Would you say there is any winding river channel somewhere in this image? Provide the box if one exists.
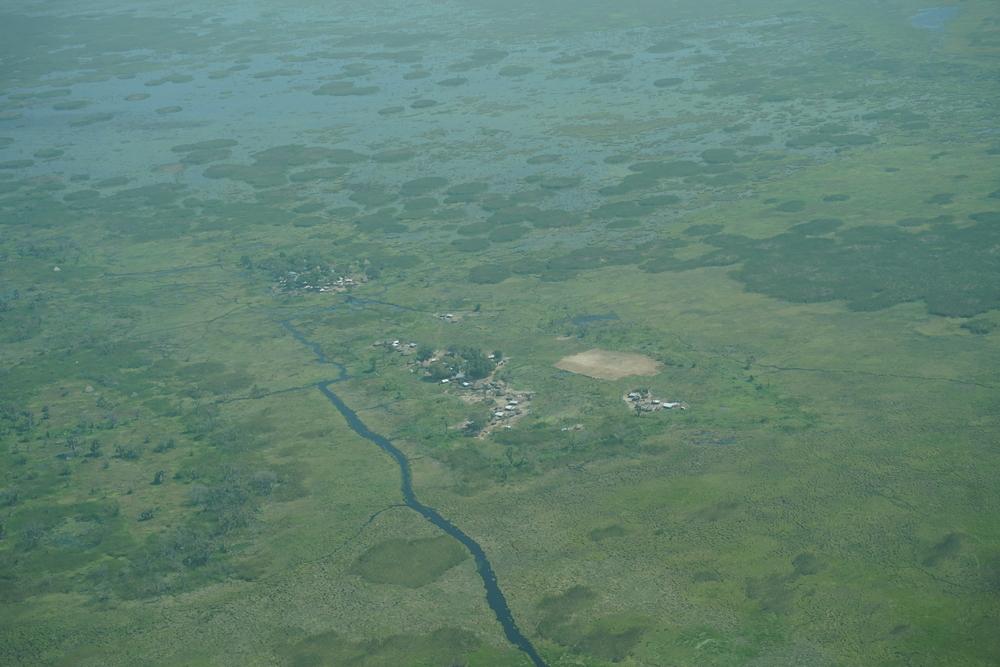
[280,318,548,667]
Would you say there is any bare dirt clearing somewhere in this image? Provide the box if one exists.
[555,349,662,380]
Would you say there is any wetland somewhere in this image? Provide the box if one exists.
[1,0,998,665]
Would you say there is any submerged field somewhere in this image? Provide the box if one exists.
[1,0,999,665]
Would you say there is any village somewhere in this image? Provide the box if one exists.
[374,339,532,436]
[248,251,372,295]
[374,340,688,433]
[275,269,366,294]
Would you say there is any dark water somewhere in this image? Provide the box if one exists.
[281,319,547,667]
[911,7,960,30]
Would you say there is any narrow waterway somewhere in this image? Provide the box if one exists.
[280,319,547,667]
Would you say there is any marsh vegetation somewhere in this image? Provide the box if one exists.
[1,0,998,665]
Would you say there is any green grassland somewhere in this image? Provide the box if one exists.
[1,0,999,665]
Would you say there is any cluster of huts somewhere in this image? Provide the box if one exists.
[376,339,419,355]
[625,389,687,413]
[277,271,362,293]
[474,382,531,424]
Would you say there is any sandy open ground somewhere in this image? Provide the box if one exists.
[555,348,662,380]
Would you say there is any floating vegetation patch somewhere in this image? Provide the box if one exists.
[145,73,193,86]
[489,224,529,242]
[701,148,741,164]
[960,318,996,335]
[630,160,702,178]
[401,176,448,196]
[606,218,640,229]
[745,574,794,614]
[791,218,843,235]
[63,189,100,203]
[349,184,398,207]
[529,209,577,228]
[468,264,511,284]
[589,524,626,541]
[923,533,962,567]
[792,552,822,577]
[402,196,437,212]
[288,166,348,183]
[204,163,287,189]
[499,65,533,77]
[591,201,650,218]
[253,145,335,167]
[350,535,467,587]
[293,201,325,214]
[252,68,300,79]
[171,139,238,153]
[539,175,580,190]
[354,209,408,234]
[926,193,955,205]
[673,219,1000,316]
[787,132,877,149]
[313,81,379,96]
[371,148,417,163]
[647,39,688,53]
[536,586,647,662]
[176,360,253,396]
[590,72,625,84]
[653,77,683,87]
[0,159,34,170]
[51,100,89,110]
[201,144,350,189]
[452,237,490,252]
[180,148,232,165]
[969,211,1000,224]
[69,113,114,127]
[773,199,806,213]
[326,148,368,163]
[279,627,484,667]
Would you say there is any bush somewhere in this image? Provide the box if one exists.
[112,444,141,460]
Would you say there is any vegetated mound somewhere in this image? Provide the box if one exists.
[556,349,661,380]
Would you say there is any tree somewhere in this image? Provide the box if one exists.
[460,349,493,380]
[416,344,435,362]
[426,362,452,381]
